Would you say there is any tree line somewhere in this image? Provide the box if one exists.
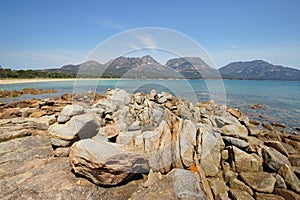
[0,66,76,79]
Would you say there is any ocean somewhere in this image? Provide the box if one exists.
[1,79,299,132]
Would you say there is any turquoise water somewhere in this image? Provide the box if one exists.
[1,79,299,131]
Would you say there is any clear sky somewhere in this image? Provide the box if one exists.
[0,0,299,69]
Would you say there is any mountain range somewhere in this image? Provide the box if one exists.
[44,55,300,80]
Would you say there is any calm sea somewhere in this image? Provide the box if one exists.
[1,79,299,132]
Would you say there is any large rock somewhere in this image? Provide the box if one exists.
[222,136,249,149]
[229,189,254,200]
[130,169,207,200]
[69,139,148,186]
[0,135,107,199]
[145,121,173,173]
[229,178,253,196]
[239,172,276,193]
[229,146,262,172]
[262,146,291,172]
[209,178,230,199]
[60,104,84,117]
[107,88,131,106]
[274,174,287,189]
[49,113,99,147]
[278,164,300,193]
[288,154,300,167]
[221,124,248,139]
[264,141,289,157]
[179,119,197,168]
[274,188,300,200]
[213,115,240,128]
[200,124,221,177]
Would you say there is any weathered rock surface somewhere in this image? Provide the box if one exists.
[255,193,285,200]
[274,188,300,200]
[288,154,300,167]
[278,164,300,193]
[0,136,97,199]
[200,125,222,177]
[229,178,253,196]
[130,169,207,200]
[229,189,254,200]
[60,104,84,117]
[262,146,291,172]
[229,146,262,172]
[69,139,148,186]
[49,113,99,147]
[239,172,276,193]
[1,89,300,199]
[210,178,230,199]
[221,124,248,138]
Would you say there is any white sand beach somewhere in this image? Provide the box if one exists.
[0,78,121,85]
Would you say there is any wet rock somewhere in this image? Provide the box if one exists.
[274,188,300,200]
[69,139,148,186]
[229,178,253,196]
[130,169,207,200]
[249,104,263,109]
[239,172,276,193]
[229,146,262,172]
[262,146,291,172]
[272,122,286,128]
[256,193,285,200]
[249,120,260,125]
[278,164,300,193]
[229,189,254,200]
[262,123,275,131]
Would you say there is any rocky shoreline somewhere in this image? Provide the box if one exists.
[0,89,299,199]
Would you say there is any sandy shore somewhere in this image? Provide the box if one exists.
[0,78,121,85]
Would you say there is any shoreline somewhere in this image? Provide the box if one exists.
[1,78,299,85]
[0,78,122,85]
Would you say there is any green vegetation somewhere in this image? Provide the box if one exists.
[0,66,76,79]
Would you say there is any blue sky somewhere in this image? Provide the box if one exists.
[0,0,299,69]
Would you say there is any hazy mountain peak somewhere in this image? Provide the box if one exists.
[141,55,160,65]
[220,60,300,80]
